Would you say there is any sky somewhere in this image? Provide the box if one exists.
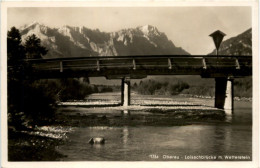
[7,7,251,55]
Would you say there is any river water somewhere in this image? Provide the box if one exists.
[55,93,252,161]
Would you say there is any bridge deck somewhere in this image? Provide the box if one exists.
[24,55,252,79]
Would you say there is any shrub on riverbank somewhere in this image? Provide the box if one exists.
[234,77,252,97]
[182,86,215,97]
[134,76,252,98]
[135,79,189,95]
[182,77,252,98]
[8,79,57,129]
[58,79,94,101]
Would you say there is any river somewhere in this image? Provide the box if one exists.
[53,93,252,161]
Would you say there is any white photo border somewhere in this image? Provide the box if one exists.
[1,1,259,168]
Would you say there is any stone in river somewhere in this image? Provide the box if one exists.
[88,137,105,144]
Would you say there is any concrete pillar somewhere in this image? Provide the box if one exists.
[121,78,131,107]
[215,78,234,113]
[224,79,234,111]
[121,78,125,105]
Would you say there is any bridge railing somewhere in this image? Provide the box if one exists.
[27,55,252,73]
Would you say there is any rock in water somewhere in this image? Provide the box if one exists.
[89,137,105,144]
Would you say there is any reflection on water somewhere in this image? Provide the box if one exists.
[57,125,251,161]
[224,109,233,116]
[122,110,130,115]
[122,126,129,145]
[225,113,233,123]
[56,98,252,161]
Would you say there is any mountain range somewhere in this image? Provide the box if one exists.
[17,23,252,87]
[19,22,189,58]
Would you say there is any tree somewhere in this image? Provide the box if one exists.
[7,28,54,129]
[24,34,48,59]
[7,27,25,63]
[133,82,138,88]
[7,27,27,129]
[7,27,27,81]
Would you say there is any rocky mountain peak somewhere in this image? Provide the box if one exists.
[21,21,40,29]
[137,25,161,36]
[21,21,48,32]
[58,25,73,38]
[19,22,51,46]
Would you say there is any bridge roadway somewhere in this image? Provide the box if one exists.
[25,55,252,113]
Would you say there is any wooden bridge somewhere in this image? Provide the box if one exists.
[24,55,252,113]
[27,55,251,79]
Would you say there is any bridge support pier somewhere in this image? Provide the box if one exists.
[214,78,234,114]
[121,78,131,107]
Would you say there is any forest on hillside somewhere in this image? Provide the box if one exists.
[132,77,252,98]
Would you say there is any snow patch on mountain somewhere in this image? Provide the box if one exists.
[138,25,160,36]
[58,26,74,41]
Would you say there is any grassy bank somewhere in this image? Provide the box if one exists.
[8,129,66,161]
